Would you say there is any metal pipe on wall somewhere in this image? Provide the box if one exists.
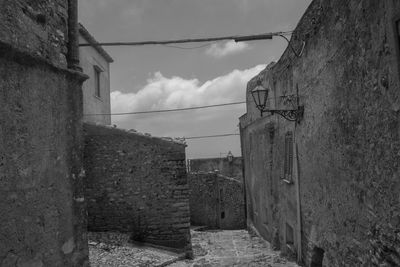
[67,0,82,71]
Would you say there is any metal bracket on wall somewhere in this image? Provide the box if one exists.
[259,91,304,123]
[278,35,305,57]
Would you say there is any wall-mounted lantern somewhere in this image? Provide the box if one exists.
[251,79,304,122]
[227,151,234,163]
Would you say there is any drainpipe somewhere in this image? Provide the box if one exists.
[239,124,248,224]
[294,135,302,263]
[67,0,82,71]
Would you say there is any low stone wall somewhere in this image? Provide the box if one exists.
[188,173,219,228]
[218,175,246,230]
[83,124,191,252]
[188,172,245,230]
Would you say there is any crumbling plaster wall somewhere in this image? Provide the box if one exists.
[0,1,88,266]
[240,0,400,266]
[83,124,192,253]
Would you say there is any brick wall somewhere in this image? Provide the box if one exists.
[240,0,400,265]
[0,1,88,266]
[188,172,245,230]
[83,124,192,252]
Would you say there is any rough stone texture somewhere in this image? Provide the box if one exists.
[0,0,69,67]
[83,124,192,252]
[188,173,245,230]
[188,173,220,229]
[240,0,400,266]
[188,157,243,181]
[0,1,89,267]
[88,232,184,267]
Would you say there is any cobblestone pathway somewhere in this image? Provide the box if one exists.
[88,232,183,267]
[89,230,299,267]
[170,229,299,267]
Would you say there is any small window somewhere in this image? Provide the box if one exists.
[219,188,223,202]
[94,66,102,98]
[221,211,225,219]
[397,20,400,38]
[397,20,400,53]
[311,247,325,267]
[286,223,294,245]
[284,132,293,182]
[263,208,268,225]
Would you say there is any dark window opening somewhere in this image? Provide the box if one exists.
[397,20,400,40]
[263,208,269,226]
[311,247,325,267]
[219,188,223,202]
[284,132,294,182]
[94,66,101,98]
[285,223,294,245]
[221,211,225,219]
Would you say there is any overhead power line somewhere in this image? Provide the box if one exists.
[79,31,293,47]
[184,133,240,140]
[84,101,246,116]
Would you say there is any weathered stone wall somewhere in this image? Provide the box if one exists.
[83,124,192,252]
[0,1,89,266]
[188,172,245,230]
[0,0,69,68]
[188,173,219,228]
[188,157,243,181]
[240,0,400,266]
[218,175,246,230]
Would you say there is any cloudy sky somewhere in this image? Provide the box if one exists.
[78,0,312,159]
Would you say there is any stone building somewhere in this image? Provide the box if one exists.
[239,0,400,266]
[0,1,88,266]
[188,154,243,180]
[79,24,113,125]
[188,172,246,230]
[83,124,192,255]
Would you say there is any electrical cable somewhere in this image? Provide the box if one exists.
[79,31,293,47]
[184,133,240,140]
[83,101,246,116]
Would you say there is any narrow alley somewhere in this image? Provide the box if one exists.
[89,229,299,267]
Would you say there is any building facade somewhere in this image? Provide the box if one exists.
[79,24,113,125]
[0,1,89,266]
[240,0,400,266]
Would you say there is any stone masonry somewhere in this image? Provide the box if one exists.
[189,172,245,230]
[240,0,400,266]
[0,0,89,266]
[83,124,192,253]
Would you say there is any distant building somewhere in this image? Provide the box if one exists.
[188,153,243,181]
[79,24,113,125]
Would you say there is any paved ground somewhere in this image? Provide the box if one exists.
[89,230,299,267]
[88,232,183,267]
[170,229,299,267]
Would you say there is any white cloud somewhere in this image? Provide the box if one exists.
[205,40,251,58]
[110,64,266,158]
[111,64,265,116]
